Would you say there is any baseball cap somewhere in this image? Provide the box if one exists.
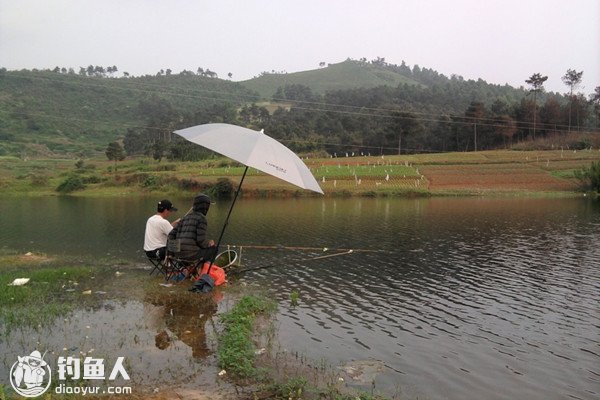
[157,199,177,212]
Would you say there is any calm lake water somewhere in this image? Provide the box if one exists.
[1,196,599,399]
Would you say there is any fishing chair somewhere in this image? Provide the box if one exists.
[162,239,204,282]
[146,249,168,277]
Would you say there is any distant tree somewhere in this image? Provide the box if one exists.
[569,93,590,131]
[105,141,125,167]
[123,128,145,155]
[319,62,326,68]
[562,69,583,132]
[399,60,411,75]
[165,69,172,76]
[525,73,548,139]
[227,72,233,79]
[94,66,105,76]
[372,57,386,66]
[465,101,486,151]
[496,115,517,148]
[539,97,564,134]
[107,66,118,76]
[590,86,600,124]
[389,111,423,154]
[152,140,166,162]
[78,67,87,76]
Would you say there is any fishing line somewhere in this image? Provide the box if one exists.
[226,244,385,253]
[227,249,356,274]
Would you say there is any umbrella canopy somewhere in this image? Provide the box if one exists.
[174,123,323,194]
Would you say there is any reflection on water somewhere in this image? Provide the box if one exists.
[145,290,220,359]
[0,270,228,391]
[1,196,599,399]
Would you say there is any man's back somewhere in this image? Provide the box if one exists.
[144,214,172,251]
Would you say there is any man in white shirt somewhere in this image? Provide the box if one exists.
[144,199,180,260]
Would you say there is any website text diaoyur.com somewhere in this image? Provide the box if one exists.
[54,384,132,396]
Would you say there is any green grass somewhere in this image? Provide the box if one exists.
[0,257,95,332]
[263,377,391,400]
[312,164,419,179]
[217,294,277,378]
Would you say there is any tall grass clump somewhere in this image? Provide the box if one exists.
[218,295,276,378]
[575,161,600,193]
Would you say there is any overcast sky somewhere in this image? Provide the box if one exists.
[1,0,598,95]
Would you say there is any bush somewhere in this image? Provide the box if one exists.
[142,175,158,188]
[175,178,209,192]
[573,138,592,150]
[56,176,86,193]
[575,161,600,193]
[208,178,235,199]
[82,175,102,184]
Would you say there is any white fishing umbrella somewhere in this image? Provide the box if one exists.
[174,123,323,194]
[173,123,323,291]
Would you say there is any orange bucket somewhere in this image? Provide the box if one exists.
[199,262,226,286]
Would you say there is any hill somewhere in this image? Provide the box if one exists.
[1,61,596,160]
[240,59,423,99]
[0,70,258,157]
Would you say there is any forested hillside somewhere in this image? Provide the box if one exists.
[0,59,598,159]
[0,69,258,157]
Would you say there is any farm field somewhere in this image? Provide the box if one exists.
[303,149,600,194]
[1,149,599,197]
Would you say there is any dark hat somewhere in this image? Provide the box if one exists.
[157,199,177,212]
[194,193,212,205]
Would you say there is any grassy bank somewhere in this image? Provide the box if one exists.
[1,149,600,198]
[0,251,99,333]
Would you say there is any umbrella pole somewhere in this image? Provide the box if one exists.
[207,165,248,273]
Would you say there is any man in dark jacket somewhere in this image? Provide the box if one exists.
[168,193,217,262]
